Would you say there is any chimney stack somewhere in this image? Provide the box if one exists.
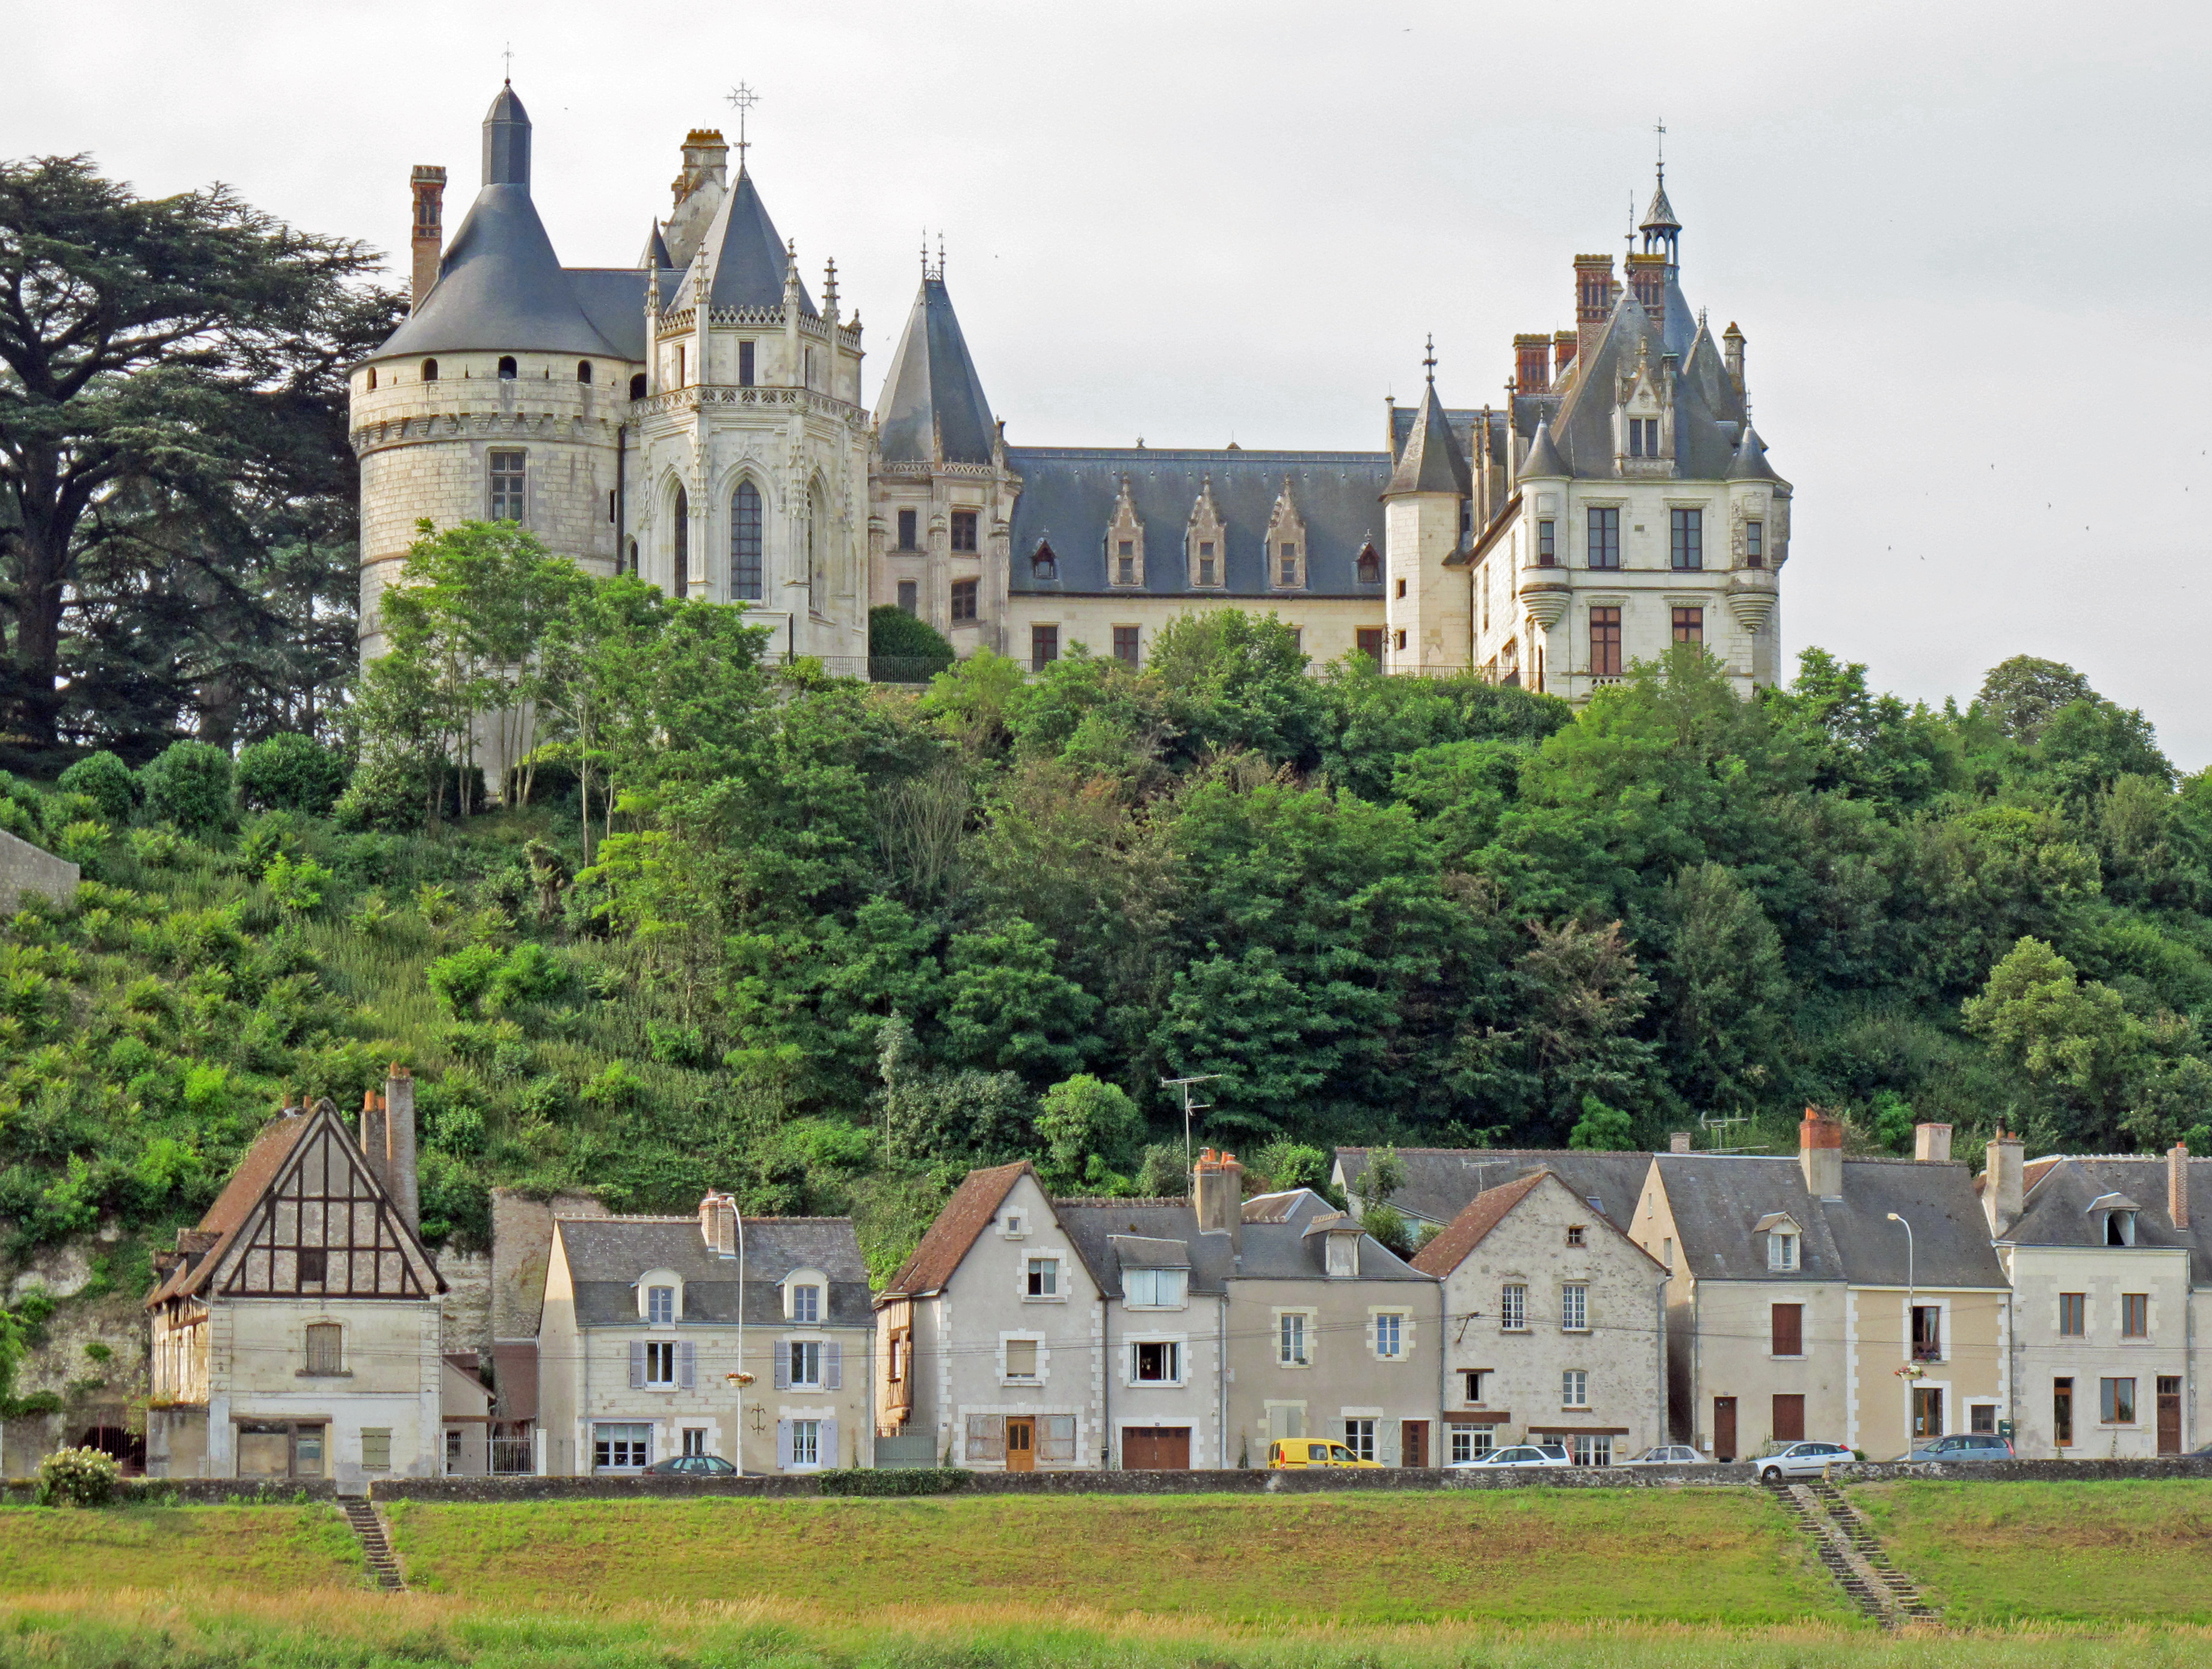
[1669,1131,1692,1154]
[1514,333,1550,395]
[2172,1144,2192,1231]
[359,1087,388,1194]
[1798,1108,1843,1200]
[1914,1123,1954,1164]
[409,165,447,313]
[1722,322,1746,395]
[1573,253,1615,368]
[698,1190,738,1257]
[1983,1129,2024,1237]
[1553,330,1577,380]
[1195,1149,1243,1251]
[384,1065,419,1235]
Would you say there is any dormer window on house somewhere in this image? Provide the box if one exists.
[1197,541,1219,587]
[1627,416,1659,457]
[647,1285,676,1325]
[1356,543,1382,584]
[1124,1268,1186,1307]
[1115,540,1138,585]
[951,510,978,552]
[2107,1210,2138,1246]
[897,508,918,551]
[791,1283,821,1324]
[1031,543,1058,581]
[1770,1230,1800,1271]
[1325,1233,1357,1278]
[1277,543,1301,587]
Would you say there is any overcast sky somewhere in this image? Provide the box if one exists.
[11,1,2211,765]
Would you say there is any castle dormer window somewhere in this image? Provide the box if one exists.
[1266,480,1307,590]
[498,356,518,380]
[1197,542,1218,587]
[1356,543,1382,584]
[421,359,439,382]
[1032,543,1058,582]
[1628,417,1659,457]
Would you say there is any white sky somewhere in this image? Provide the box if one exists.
[11,1,2211,765]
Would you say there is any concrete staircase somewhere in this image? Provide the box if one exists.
[1763,1476,1938,1629]
[340,1498,405,1591]
[1806,1479,1939,1623]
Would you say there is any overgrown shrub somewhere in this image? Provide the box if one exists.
[815,1466,972,1496]
[139,741,234,834]
[238,733,350,816]
[867,604,955,680]
[38,1445,120,1507]
[333,748,430,833]
[56,753,138,824]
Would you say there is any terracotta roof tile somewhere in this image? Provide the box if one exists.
[878,1162,1031,1300]
[1409,1171,1548,1276]
[146,1111,315,1307]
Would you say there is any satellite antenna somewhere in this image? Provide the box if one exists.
[1159,1075,1222,1193]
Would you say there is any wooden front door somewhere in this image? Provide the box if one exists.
[1713,1397,1737,1461]
[1401,1419,1429,1467]
[1121,1427,1191,1470]
[1912,1386,1944,1440]
[2158,1378,2183,1455]
[1005,1418,1035,1472]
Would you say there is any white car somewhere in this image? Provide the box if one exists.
[1449,1442,1570,1469]
[1621,1443,1709,1466]
[1753,1440,1852,1481]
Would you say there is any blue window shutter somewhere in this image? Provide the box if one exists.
[629,1340,644,1389]
[776,1419,793,1471]
[774,1344,790,1390]
[821,1418,840,1467]
[679,1340,696,1389]
[824,1340,841,1390]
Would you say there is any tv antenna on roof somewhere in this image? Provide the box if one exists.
[1698,1109,1766,1155]
[1160,1075,1222,1193]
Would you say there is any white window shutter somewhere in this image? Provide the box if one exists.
[679,1340,696,1389]
[775,1419,793,1470]
[629,1340,645,1389]
[774,1344,790,1390]
[823,1340,841,1390]
[821,1418,840,1467]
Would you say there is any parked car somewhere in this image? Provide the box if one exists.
[1267,1439,1380,1469]
[1754,1440,1852,1481]
[1908,1433,2015,1463]
[1449,1442,1571,1470]
[644,1454,738,1476]
[1621,1444,1709,1466]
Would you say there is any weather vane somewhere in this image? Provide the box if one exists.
[502,42,514,83]
[1655,116,1666,177]
[726,84,760,163]
[1422,333,1437,383]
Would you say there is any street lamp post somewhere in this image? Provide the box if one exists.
[1888,1211,1916,1457]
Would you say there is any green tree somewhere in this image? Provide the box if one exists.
[1962,937,2145,1149]
[1567,1094,1634,1150]
[1035,1073,1145,1191]
[138,739,233,833]
[1977,656,2095,744]
[1654,862,1793,1119]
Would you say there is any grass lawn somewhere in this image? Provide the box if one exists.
[0,1502,364,1594]
[383,1488,1841,1624]
[1848,1479,2212,1623]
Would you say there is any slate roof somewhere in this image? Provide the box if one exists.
[1334,1148,1656,1231]
[1056,1201,1228,1297]
[1641,179,1681,234]
[1515,288,1740,483]
[556,1215,870,1327]
[674,168,816,316]
[879,1162,1029,1300]
[1654,1156,2007,1288]
[1724,422,1787,486]
[1385,380,1473,498]
[875,276,997,467]
[1519,416,1568,480]
[2006,1156,2212,1284]
[1005,448,1390,599]
[567,268,653,362]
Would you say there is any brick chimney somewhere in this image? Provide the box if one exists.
[384,1065,419,1235]
[1799,1108,1843,1200]
[698,1190,739,1257]
[1195,1149,1243,1250]
[1514,333,1550,395]
[1669,1131,1692,1154]
[360,1087,387,1189]
[1553,330,1577,380]
[409,165,446,313]
[2172,1144,2192,1231]
[1574,254,1615,367]
[1983,1129,2024,1237]
[1914,1123,1954,1164]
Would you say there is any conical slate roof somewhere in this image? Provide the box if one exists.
[677,168,815,315]
[1384,378,1471,498]
[1519,415,1568,480]
[1724,422,1788,486]
[875,275,996,467]
[639,221,673,270]
[1641,176,1681,234]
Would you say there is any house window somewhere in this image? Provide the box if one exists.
[1356,545,1382,584]
[1570,1434,1612,1466]
[1395,577,1407,599]
[1198,541,1218,587]
[304,1323,342,1375]
[298,1248,327,1283]
[1672,606,1703,644]
[1343,1418,1376,1461]
[1005,1338,1039,1380]
[1002,1212,1024,1236]
[1463,1370,1490,1404]
[1773,1394,1807,1442]
[645,1340,677,1386]
[1745,519,1764,567]
[731,480,763,601]
[896,580,919,615]
[1375,1313,1403,1359]
[1772,1303,1804,1357]
[887,1328,910,1383]
[2101,1377,2136,1424]
[594,1423,650,1470]
[792,1283,822,1324]
[1589,606,1622,678]
[682,1428,707,1457]
[1112,626,1140,667]
[672,485,689,598]
[1115,544,1137,586]
[788,1340,823,1387]
[1769,1230,1799,1271]
[1565,1226,1585,1247]
[1355,628,1384,661]
[738,339,755,386]
[896,508,918,550]
[1969,1404,1997,1434]
[1279,1313,1310,1366]
[1537,519,1556,565]
[498,355,517,379]
[647,1286,675,1325]
[1029,626,1059,673]
[790,1419,821,1467]
[1131,1340,1182,1383]
[488,449,526,521]
[2053,1377,2074,1445]
[1587,507,1620,569]
[578,360,592,383]
[1449,1425,1495,1463]
[2059,1292,2086,1337]
[950,578,978,622]
[1562,1369,1589,1408]
[2106,1209,2138,1245]
[1500,1284,1527,1331]
[1670,508,1703,570]
[951,510,979,552]
[1124,1268,1186,1307]
[629,372,646,399]
[421,357,439,382]
[1032,544,1058,581]
[1562,1285,1588,1331]
[1278,543,1300,587]
[2123,1293,2149,1338]
[1025,1256,1060,1297]
[1912,1305,1942,1363]
[360,1429,392,1470]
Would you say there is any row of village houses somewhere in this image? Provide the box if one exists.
[128,1069,2211,1486]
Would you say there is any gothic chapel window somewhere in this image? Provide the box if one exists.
[673,486,689,599]
[732,482,763,601]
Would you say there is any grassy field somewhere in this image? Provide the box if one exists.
[0,1502,363,1594]
[1849,1478,2212,1623]
[381,1489,1840,1624]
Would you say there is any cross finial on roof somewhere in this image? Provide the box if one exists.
[502,42,514,82]
[726,82,760,165]
[1655,116,1666,180]
[1422,333,1437,384]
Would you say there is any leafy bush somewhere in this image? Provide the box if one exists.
[333,748,430,833]
[263,853,333,915]
[138,741,234,833]
[868,604,955,680]
[38,1445,120,1508]
[128,825,186,868]
[427,943,505,1016]
[56,753,138,824]
[237,733,350,816]
[815,1466,972,1496]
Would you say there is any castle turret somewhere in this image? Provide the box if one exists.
[1381,344,1472,674]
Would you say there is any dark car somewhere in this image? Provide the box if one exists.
[644,1454,738,1476]
[1908,1433,2014,1463]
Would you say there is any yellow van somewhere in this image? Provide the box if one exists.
[1267,1439,1381,1469]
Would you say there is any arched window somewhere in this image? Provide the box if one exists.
[673,486,689,600]
[731,481,763,601]
[498,355,518,379]
[421,358,439,382]
[624,538,638,576]
[1355,543,1382,584]
[629,372,646,400]
[365,367,377,391]
[577,360,592,383]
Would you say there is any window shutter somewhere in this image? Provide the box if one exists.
[679,1340,697,1389]
[629,1340,645,1389]
[823,1340,841,1390]
[774,1344,791,1390]
[820,1418,840,1468]
[776,1419,793,1471]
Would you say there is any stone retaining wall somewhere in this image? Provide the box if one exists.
[1832,1456,2212,1485]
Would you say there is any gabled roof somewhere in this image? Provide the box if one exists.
[1385,380,1472,498]
[875,276,997,467]
[676,168,815,315]
[1412,1170,1664,1277]
[556,1214,870,1327]
[1334,1148,1655,1231]
[2007,1155,2212,1283]
[878,1162,1031,1300]
[146,1111,313,1307]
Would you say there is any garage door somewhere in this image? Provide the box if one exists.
[1122,1427,1192,1469]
